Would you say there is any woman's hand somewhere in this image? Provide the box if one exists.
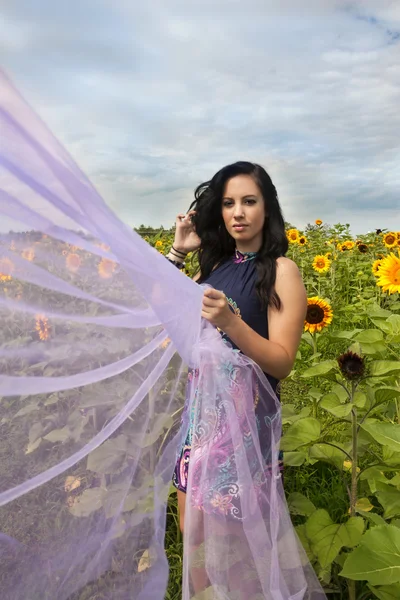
[201,288,236,331]
[173,210,201,254]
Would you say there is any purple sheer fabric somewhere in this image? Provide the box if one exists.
[0,70,326,599]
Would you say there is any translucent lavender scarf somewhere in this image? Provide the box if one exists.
[0,70,326,600]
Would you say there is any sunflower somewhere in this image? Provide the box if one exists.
[312,254,331,274]
[383,232,397,249]
[376,253,400,294]
[66,253,81,273]
[286,229,300,244]
[0,257,14,282]
[98,258,117,279]
[343,240,355,250]
[325,252,332,259]
[155,240,164,249]
[22,248,35,261]
[304,297,333,333]
[372,259,382,277]
[298,235,308,246]
[161,337,171,349]
[315,219,323,226]
[357,243,368,254]
[338,351,365,380]
[35,314,50,341]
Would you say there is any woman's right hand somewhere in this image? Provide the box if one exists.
[173,210,201,254]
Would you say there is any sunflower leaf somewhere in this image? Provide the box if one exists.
[369,361,400,377]
[301,360,337,378]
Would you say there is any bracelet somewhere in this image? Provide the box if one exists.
[171,246,187,258]
[166,255,185,269]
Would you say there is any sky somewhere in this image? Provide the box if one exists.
[1,0,400,235]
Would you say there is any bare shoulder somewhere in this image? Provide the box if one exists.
[274,256,306,306]
[276,256,302,279]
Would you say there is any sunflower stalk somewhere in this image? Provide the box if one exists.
[348,381,358,600]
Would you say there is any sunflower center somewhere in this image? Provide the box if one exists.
[386,235,395,244]
[316,260,325,268]
[306,305,325,324]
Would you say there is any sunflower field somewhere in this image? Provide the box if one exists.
[144,221,400,600]
[0,222,399,600]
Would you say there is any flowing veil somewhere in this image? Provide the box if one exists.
[0,71,326,599]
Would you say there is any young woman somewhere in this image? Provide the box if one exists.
[166,161,307,531]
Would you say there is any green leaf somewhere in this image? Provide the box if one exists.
[139,414,174,448]
[14,400,40,418]
[375,482,400,519]
[44,427,70,443]
[356,509,386,527]
[368,584,400,600]
[282,451,307,466]
[388,315,400,334]
[351,341,387,355]
[361,421,400,453]
[281,404,311,425]
[301,360,337,378]
[383,446,400,467]
[25,437,42,455]
[340,525,400,584]
[369,361,400,377]
[309,443,347,470]
[354,329,384,343]
[280,418,321,451]
[354,497,374,512]
[287,492,316,516]
[301,331,315,349]
[353,391,367,409]
[369,319,393,335]
[319,393,353,417]
[69,488,104,518]
[328,330,361,340]
[295,524,315,562]
[374,387,400,405]
[368,305,392,318]
[87,435,128,474]
[305,509,364,568]
[28,422,43,444]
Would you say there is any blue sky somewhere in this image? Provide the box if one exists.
[1,0,400,235]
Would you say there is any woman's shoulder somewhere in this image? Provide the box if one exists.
[275,256,303,283]
[275,256,299,272]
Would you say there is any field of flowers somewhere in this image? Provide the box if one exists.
[146,221,400,600]
[0,222,399,600]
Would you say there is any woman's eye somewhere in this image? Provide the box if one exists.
[223,201,233,207]
[245,199,256,205]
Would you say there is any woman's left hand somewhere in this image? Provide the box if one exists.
[201,288,235,331]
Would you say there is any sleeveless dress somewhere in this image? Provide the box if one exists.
[172,249,283,493]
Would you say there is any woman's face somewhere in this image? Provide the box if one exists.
[221,175,266,251]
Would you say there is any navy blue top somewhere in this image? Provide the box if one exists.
[201,250,279,395]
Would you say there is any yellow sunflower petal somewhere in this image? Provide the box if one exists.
[376,253,400,294]
[312,254,331,274]
[304,296,333,334]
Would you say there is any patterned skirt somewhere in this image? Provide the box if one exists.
[172,368,283,496]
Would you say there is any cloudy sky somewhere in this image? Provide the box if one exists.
[1,0,400,235]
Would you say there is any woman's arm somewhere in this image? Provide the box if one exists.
[203,257,307,380]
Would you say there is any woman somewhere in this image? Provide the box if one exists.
[166,161,307,532]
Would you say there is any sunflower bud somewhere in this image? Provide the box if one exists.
[337,351,365,380]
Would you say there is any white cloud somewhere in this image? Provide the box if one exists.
[1,0,400,234]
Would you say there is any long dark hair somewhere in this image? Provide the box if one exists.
[189,161,288,310]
